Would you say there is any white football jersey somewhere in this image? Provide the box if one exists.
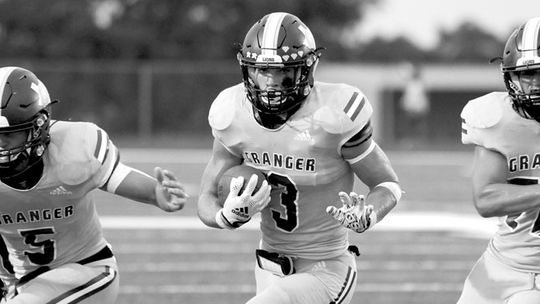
[0,121,118,280]
[209,81,373,259]
[461,92,540,271]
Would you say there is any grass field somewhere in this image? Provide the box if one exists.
[93,148,495,304]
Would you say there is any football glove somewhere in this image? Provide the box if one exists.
[154,167,189,212]
[326,191,377,233]
[218,174,271,229]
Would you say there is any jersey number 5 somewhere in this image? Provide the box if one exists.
[19,227,56,265]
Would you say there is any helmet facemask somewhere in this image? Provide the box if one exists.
[239,53,319,115]
[0,111,51,180]
[504,69,540,120]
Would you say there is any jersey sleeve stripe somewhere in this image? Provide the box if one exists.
[350,97,365,121]
[100,149,120,190]
[343,92,359,113]
[461,118,468,134]
[343,121,373,148]
[93,129,103,159]
[343,92,366,121]
[94,129,109,164]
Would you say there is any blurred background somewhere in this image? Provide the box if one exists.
[4,1,540,303]
[2,0,536,150]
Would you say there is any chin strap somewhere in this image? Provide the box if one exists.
[252,102,302,129]
[253,110,288,129]
[0,157,44,189]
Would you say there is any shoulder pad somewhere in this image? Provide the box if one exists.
[209,85,244,131]
[461,92,506,146]
[461,93,503,129]
[47,122,104,185]
[313,84,373,134]
[314,106,355,134]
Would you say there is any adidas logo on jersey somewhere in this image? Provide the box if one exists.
[231,207,249,219]
[50,186,72,196]
[294,130,313,143]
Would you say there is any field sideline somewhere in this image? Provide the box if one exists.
[99,213,496,237]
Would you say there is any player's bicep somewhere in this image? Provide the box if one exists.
[198,139,242,226]
[199,139,243,199]
[471,146,508,201]
[88,126,121,188]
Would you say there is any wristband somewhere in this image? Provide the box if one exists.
[375,182,402,202]
[215,209,235,230]
[368,209,378,229]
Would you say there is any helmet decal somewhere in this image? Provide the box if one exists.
[0,67,18,117]
[298,24,316,49]
[31,82,44,106]
[516,17,540,66]
[260,12,287,58]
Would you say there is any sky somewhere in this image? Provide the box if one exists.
[355,0,540,49]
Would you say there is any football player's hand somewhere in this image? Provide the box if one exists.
[326,191,377,233]
[220,174,271,228]
[154,167,189,212]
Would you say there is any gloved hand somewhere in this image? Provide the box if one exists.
[154,167,189,212]
[218,174,271,229]
[326,191,377,233]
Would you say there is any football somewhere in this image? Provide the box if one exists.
[217,164,266,206]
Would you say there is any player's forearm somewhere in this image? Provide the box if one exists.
[197,193,222,229]
[366,185,398,222]
[475,184,540,217]
[114,173,159,207]
[103,162,161,207]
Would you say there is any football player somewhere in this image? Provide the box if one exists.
[197,12,401,304]
[0,66,188,303]
[458,17,540,304]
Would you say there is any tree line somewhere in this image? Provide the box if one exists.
[0,0,508,64]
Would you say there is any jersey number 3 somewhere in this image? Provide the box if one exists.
[506,178,540,235]
[268,173,299,232]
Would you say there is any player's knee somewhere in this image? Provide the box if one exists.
[506,289,540,304]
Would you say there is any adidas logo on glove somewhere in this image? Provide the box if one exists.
[231,207,250,219]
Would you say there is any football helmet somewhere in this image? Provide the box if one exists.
[237,12,321,116]
[0,67,52,179]
[502,17,540,121]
